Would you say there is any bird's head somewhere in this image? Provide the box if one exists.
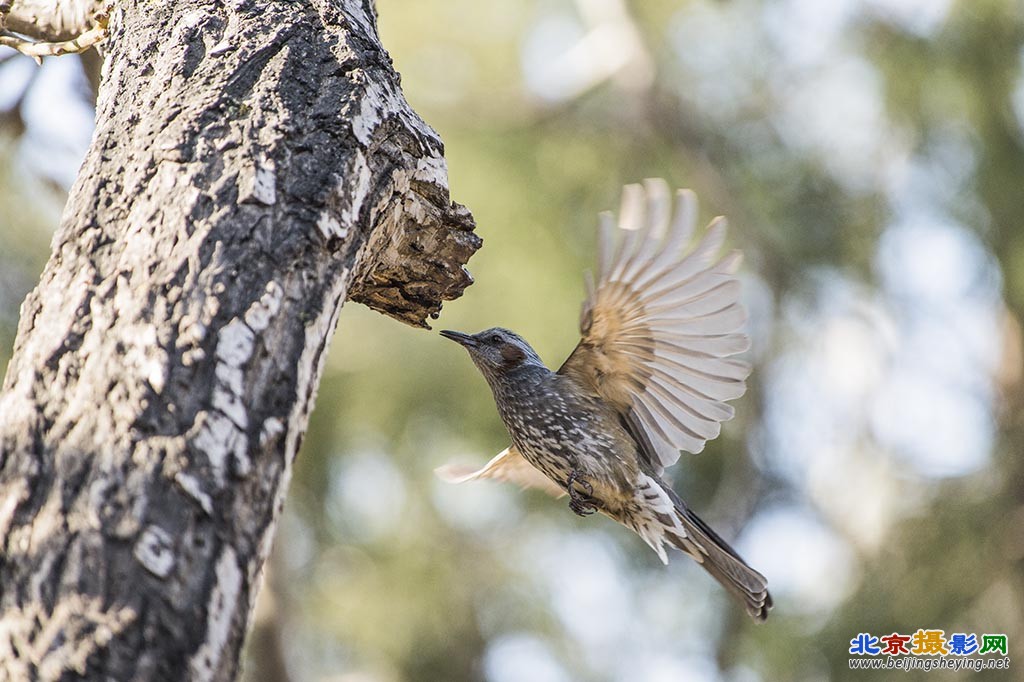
[440,327,545,379]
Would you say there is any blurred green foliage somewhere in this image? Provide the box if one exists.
[2,1,1024,681]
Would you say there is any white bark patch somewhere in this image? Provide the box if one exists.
[192,410,247,487]
[80,314,167,401]
[133,525,175,578]
[238,156,277,205]
[414,154,448,186]
[189,547,243,682]
[212,372,247,429]
[214,361,245,403]
[350,79,435,147]
[117,324,167,394]
[209,40,235,56]
[350,152,372,213]
[207,319,255,457]
[243,281,283,333]
[199,293,280,480]
[316,212,348,240]
[351,79,385,146]
[174,472,214,515]
[145,359,168,394]
[253,162,276,205]
[333,151,372,232]
[179,9,207,31]
[215,319,255,368]
[259,417,284,447]
[341,0,377,40]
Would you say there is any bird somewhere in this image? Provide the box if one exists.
[436,179,772,622]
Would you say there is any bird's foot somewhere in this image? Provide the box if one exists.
[566,470,601,517]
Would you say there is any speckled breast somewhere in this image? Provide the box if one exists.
[492,370,626,494]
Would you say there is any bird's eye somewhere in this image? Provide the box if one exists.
[489,334,502,344]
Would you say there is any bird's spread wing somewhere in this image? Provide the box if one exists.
[435,445,568,498]
[558,179,750,473]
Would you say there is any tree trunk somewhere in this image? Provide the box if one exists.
[0,1,480,680]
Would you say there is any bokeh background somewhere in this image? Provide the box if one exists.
[2,0,1023,679]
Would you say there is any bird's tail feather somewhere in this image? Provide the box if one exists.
[667,501,773,622]
[622,473,772,622]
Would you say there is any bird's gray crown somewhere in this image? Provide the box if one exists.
[440,327,546,377]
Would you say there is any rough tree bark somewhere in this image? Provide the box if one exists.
[0,0,480,680]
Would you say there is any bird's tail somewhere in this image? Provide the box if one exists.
[670,501,773,622]
[627,474,773,622]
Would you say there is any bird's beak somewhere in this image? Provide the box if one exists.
[440,329,477,347]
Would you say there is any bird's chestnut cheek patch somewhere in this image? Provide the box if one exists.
[500,344,526,367]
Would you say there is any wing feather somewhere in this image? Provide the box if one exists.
[435,445,567,498]
[559,181,750,473]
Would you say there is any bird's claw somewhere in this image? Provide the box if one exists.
[567,470,600,517]
[569,497,598,517]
